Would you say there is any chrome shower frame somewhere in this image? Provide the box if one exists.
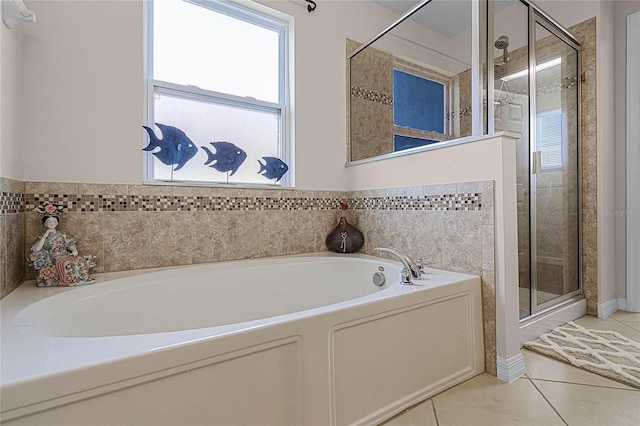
[487,0,583,321]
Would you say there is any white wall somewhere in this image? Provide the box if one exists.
[20,0,143,185]
[596,0,618,309]
[12,0,408,190]
[0,10,3,177]
[614,2,640,307]
[0,16,23,180]
[626,10,640,312]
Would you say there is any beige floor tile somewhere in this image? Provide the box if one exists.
[533,379,640,425]
[432,374,564,425]
[621,321,640,332]
[522,349,636,390]
[381,399,437,426]
[610,311,640,323]
[574,316,640,341]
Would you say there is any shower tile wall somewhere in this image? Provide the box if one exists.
[572,18,597,315]
[348,38,394,160]
[1,179,496,375]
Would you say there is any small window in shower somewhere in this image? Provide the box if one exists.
[393,69,446,134]
[536,108,563,170]
[145,0,292,186]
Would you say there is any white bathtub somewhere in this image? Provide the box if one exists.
[0,253,484,425]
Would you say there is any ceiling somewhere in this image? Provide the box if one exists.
[373,0,514,38]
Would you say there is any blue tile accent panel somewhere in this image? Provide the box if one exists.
[393,69,445,133]
[393,135,441,152]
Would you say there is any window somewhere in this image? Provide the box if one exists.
[536,109,563,170]
[392,69,446,151]
[393,69,445,134]
[145,0,291,186]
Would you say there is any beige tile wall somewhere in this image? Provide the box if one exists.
[20,182,345,278]
[0,177,25,299]
[572,18,598,314]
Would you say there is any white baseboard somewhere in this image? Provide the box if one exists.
[618,298,627,312]
[497,353,526,383]
[598,298,620,318]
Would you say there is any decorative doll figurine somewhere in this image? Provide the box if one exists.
[326,203,364,253]
[27,203,96,287]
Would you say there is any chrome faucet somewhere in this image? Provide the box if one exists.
[373,247,422,282]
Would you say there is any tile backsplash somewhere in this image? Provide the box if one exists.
[1,178,496,375]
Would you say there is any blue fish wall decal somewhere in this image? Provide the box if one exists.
[257,157,289,181]
[142,123,198,171]
[201,142,247,176]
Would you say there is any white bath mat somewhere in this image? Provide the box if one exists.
[524,321,640,389]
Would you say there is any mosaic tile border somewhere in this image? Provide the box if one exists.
[24,194,344,212]
[0,192,24,214]
[21,192,482,212]
[448,105,472,120]
[351,86,393,105]
[350,193,481,211]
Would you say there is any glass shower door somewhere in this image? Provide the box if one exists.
[492,2,582,319]
[530,18,581,313]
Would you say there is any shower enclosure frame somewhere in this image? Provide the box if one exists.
[528,11,583,317]
[486,0,583,321]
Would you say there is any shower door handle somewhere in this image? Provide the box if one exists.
[533,151,542,174]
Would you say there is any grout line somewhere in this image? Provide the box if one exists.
[378,398,432,425]
[527,376,569,426]
[607,317,640,338]
[528,377,640,392]
[620,321,640,333]
[428,374,487,424]
[431,398,440,426]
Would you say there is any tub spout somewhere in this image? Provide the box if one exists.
[373,247,421,282]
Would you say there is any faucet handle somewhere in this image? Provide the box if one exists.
[416,258,425,274]
[400,268,412,285]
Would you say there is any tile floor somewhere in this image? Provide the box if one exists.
[381,311,640,426]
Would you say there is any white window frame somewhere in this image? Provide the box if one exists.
[144,0,292,186]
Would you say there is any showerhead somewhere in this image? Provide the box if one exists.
[494,35,510,66]
[494,35,510,49]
